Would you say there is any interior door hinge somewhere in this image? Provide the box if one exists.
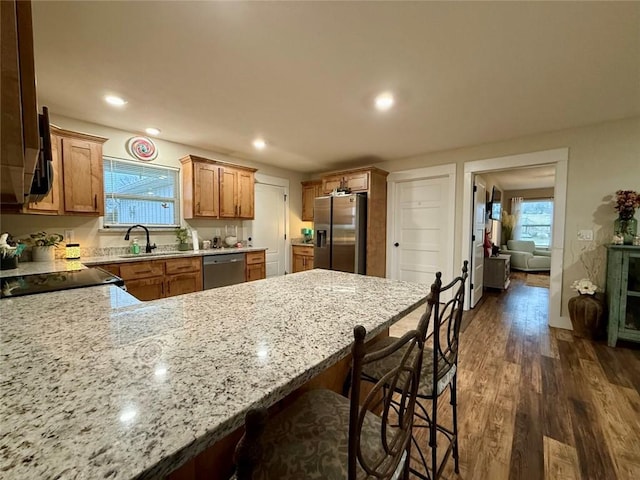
[473,185,477,192]
[284,233,287,240]
[472,234,476,241]
[471,283,474,289]
[284,194,287,201]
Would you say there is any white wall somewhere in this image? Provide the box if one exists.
[0,115,309,249]
[373,116,640,317]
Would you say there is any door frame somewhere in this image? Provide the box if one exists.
[386,163,457,290]
[461,148,569,329]
[254,173,290,275]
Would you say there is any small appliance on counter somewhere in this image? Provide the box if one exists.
[0,267,124,298]
[212,236,223,249]
[301,228,314,244]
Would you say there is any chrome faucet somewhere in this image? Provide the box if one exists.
[124,225,157,253]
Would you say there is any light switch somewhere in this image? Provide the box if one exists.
[577,229,593,241]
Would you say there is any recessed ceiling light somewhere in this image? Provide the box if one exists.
[104,95,127,106]
[253,138,266,150]
[374,92,395,111]
[145,127,161,136]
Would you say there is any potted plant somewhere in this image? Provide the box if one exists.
[613,190,640,244]
[27,231,64,262]
[0,233,25,270]
[175,227,190,251]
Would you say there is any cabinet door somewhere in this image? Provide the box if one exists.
[194,162,219,217]
[26,135,62,214]
[237,170,254,219]
[119,261,164,280]
[301,184,317,221]
[165,257,201,275]
[292,253,306,273]
[165,272,202,297]
[322,176,342,194]
[126,277,165,301]
[61,137,103,215]
[346,172,369,192]
[99,263,120,276]
[304,256,314,271]
[219,167,238,218]
[246,263,265,282]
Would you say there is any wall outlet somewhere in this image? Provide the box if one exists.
[64,230,74,242]
[577,229,593,241]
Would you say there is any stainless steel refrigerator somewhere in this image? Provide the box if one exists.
[314,193,367,274]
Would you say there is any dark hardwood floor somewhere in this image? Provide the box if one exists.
[404,272,640,480]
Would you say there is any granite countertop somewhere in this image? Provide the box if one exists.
[0,270,428,479]
[0,247,268,278]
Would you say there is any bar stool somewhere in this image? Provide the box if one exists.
[233,323,426,480]
[361,261,468,479]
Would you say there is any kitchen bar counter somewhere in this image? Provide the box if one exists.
[1,269,428,479]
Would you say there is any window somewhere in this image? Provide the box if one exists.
[103,157,179,227]
[517,199,553,248]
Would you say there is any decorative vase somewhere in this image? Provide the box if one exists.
[0,256,18,270]
[32,246,56,262]
[568,293,605,339]
[614,216,637,245]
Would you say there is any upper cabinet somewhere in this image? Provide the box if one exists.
[1,0,39,204]
[321,170,369,194]
[301,180,322,222]
[26,126,107,216]
[181,155,256,220]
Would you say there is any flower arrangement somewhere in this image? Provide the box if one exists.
[501,211,516,244]
[571,278,598,296]
[614,190,640,220]
[175,227,189,244]
[26,231,64,247]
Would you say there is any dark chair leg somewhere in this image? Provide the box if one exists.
[451,377,460,474]
[431,394,438,479]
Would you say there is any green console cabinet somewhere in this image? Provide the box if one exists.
[606,245,640,347]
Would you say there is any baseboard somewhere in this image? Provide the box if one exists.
[549,315,572,330]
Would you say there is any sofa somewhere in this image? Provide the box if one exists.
[502,240,551,272]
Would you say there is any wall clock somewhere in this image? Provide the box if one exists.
[126,136,158,161]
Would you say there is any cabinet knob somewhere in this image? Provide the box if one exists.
[394,242,399,247]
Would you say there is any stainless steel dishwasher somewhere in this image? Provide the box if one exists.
[203,253,246,289]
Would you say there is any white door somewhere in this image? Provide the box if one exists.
[390,175,452,297]
[471,178,486,307]
[250,183,287,277]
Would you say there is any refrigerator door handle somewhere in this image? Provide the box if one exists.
[316,229,327,248]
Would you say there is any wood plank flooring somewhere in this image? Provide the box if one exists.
[400,272,640,480]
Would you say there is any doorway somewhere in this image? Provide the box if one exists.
[248,174,289,277]
[462,148,569,328]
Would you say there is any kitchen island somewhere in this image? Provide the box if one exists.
[1,270,429,479]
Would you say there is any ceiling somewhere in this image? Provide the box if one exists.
[487,165,556,191]
[31,1,640,173]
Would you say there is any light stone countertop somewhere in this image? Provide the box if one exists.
[0,247,267,278]
[0,269,429,479]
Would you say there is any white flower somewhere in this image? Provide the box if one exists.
[571,278,598,295]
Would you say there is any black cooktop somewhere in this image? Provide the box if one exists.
[0,267,124,298]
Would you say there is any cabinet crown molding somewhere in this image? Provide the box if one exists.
[50,125,108,144]
[179,154,257,173]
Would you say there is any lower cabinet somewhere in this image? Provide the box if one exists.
[292,245,314,273]
[483,255,511,290]
[99,257,202,301]
[245,251,266,282]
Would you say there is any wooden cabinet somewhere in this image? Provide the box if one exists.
[245,250,266,282]
[314,167,388,278]
[321,171,369,194]
[25,135,61,214]
[220,165,255,219]
[102,256,203,301]
[26,126,107,215]
[301,180,322,222]
[606,245,640,347]
[483,255,511,290]
[1,0,39,205]
[292,245,314,273]
[181,155,256,220]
